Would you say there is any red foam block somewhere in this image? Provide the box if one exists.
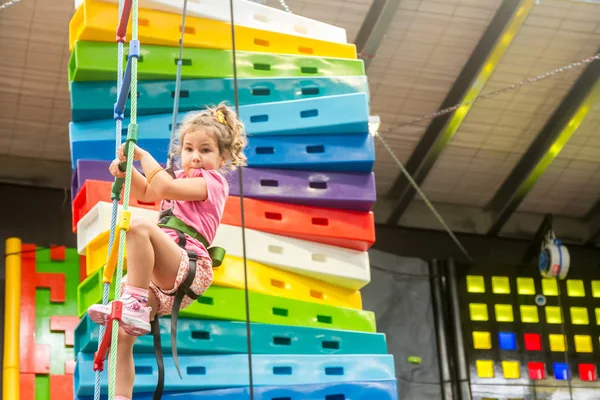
[50,374,74,400]
[579,364,597,381]
[528,362,546,380]
[49,245,66,261]
[20,373,36,400]
[524,333,541,351]
[50,316,80,346]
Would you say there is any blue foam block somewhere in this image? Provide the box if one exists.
[74,352,396,396]
[246,133,375,172]
[240,93,369,136]
[70,118,375,172]
[75,380,399,400]
[75,315,388,356]
[70,76,369,122]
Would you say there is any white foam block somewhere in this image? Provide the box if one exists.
[213,224,371,290]
[74,0,347,43]
[77,201,160,255]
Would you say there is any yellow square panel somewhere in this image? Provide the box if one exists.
[517,277,535,295]
[545,306,563,324]
[549,334,566,352]
[592,281,600,298]
[492,276,510,294]
[520,305,539,323]
[574,335,593,353]
[495,304,514,322]
[542,279,558,296]
[467,275,485,293]
[476,360,495,378]
[502,360,520,379]
[567,280,585,297]
[470,303,488,321]
[596,308,600,325]
[473,331,492,350]
[571,307,589,325]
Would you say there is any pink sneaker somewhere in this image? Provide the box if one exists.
[87,294,151,336]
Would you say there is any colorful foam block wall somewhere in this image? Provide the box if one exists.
[3,238,84,400]
[460,263,600,399]
[61,0,398,399]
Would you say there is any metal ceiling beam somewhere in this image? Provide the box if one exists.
[354,0,402,70]
[385,0,535,225]
[486,47,600,236]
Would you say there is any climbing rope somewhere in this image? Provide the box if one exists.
[107,0,139,395]
[93,0,127,398]
[228,0,255,398]
[90,0,140,399]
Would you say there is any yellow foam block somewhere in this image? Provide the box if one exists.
[213,255,362,309]
[69,0,357,58]
[476,360,494,378]
[545,306,563,324]
[549,334,566,352]
[596,308,600,325]
[592,281,600,298]
[470,303,489,321]
[571,307,589,325]
[85,230,128,276]
[473,331,492,349]
[495,304,514,322]
[574,335,593,353]
[492,276,510,294]
[502,361,520,379]
[542,278,558,296]
[467,275,485,293]
[520,305,539,323]
[517,277,535,295]
[567,279,585,297]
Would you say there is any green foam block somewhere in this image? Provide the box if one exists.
[78,268,376,333]
[69,40,366,82]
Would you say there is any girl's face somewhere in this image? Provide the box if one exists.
[180,129,225,176]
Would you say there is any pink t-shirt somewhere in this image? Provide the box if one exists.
[159,168,229,261]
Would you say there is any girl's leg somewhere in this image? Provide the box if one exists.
[88,217,182,335]
[114,291,159,399]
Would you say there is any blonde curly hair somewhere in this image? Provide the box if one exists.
[170,102,247,172]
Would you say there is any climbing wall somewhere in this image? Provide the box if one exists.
[68,0,398,398]
[460,263,600,399]
[4,241,82,400]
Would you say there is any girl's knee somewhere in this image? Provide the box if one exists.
[128,217,153,237]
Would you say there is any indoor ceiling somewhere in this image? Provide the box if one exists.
[1,0,600,246]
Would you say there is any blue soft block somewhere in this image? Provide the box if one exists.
[70,118,375,172]
[497,332,516,351]
[240,93,369,136]
[75,315,388,356]
[553,362,570,380]
[75,380,399,400]
[246,133,375,172]
[70,76,370,122]
[74,352,396,396]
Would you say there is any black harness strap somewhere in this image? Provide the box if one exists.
[152,210,200,400]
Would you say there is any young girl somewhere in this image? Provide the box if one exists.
[87,103,247,400]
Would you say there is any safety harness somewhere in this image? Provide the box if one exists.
[150,206,225,400]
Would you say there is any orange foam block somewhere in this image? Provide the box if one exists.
[71,179,160,232]
[222,196,375,251]
[20,374,36,400]
[50,374,74,400]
